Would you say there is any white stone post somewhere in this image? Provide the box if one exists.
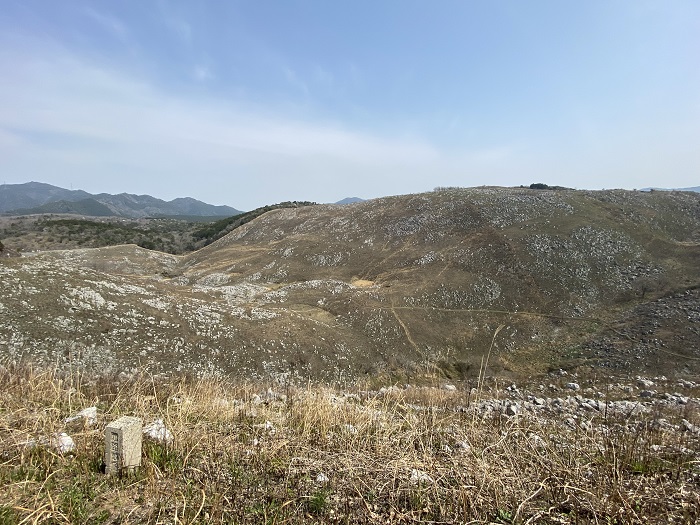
[105,416,142,475]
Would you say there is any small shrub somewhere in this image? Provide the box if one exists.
[306,489,330,515]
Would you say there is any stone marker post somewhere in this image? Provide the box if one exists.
[105,416,142,475]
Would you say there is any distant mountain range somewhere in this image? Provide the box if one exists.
[640,186,700,193]
[0,182,242,218]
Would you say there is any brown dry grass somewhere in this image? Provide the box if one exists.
[0,365,699,524]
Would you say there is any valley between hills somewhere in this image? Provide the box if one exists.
[1,186,699,385]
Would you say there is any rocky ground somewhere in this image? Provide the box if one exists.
[580,288,700,376]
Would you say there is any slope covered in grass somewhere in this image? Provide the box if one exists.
[1,187,699,382]
[0,366,698,524]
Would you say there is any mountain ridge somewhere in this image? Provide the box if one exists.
[0,181,242,218]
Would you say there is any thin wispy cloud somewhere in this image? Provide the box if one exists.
[313,65,334,87]
[83,7,129,43]
[283,67,310,97]
[194,65,214,82]
[157,0,192,45]
[166,18,192,44]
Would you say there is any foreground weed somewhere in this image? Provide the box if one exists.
[306,489,330,515]
[60,480,96,524]
[247,498,291,524]
[144,442,183,473]
[494,507,514,524]
[0,506,18,525]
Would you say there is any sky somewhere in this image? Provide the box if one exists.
[0,1,698,210]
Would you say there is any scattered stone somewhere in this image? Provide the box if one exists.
[637,378,655,389]
[609,400,649,416]
[316,473,330,484]
[443,384,457,392]
[409,468,434,485]
[651,418,672,430]
[251,394,263,405]
[51,432,75,454]
[143,419,173,444]
[455,440,471,452]
[505,404,519,417]
[65,406,98,427]
[565,383,580,391]
[681,419,700,435]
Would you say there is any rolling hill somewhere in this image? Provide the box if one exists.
[1,186,698,383]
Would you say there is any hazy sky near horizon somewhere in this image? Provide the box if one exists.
[1,1,698,210]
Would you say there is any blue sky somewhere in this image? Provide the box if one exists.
[1,1,698,209]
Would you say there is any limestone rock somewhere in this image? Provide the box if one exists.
[410,468,434,485]
[52,432,75,454]
[505,404,519,417]
[65,406,98,427]
[637,378,655,389]
[316,473,330,484]
[143,419,173,444]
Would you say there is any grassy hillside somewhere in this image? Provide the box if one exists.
[179,187,700,379]
[8,198,116,217]
[191,201,316,247]
[1,366,698,524]
[0,202,317,255]
[1,187,699,382]
[0,188,700,382]
[0,216,198,254]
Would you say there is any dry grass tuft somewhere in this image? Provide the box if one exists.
[1,365,698,524]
